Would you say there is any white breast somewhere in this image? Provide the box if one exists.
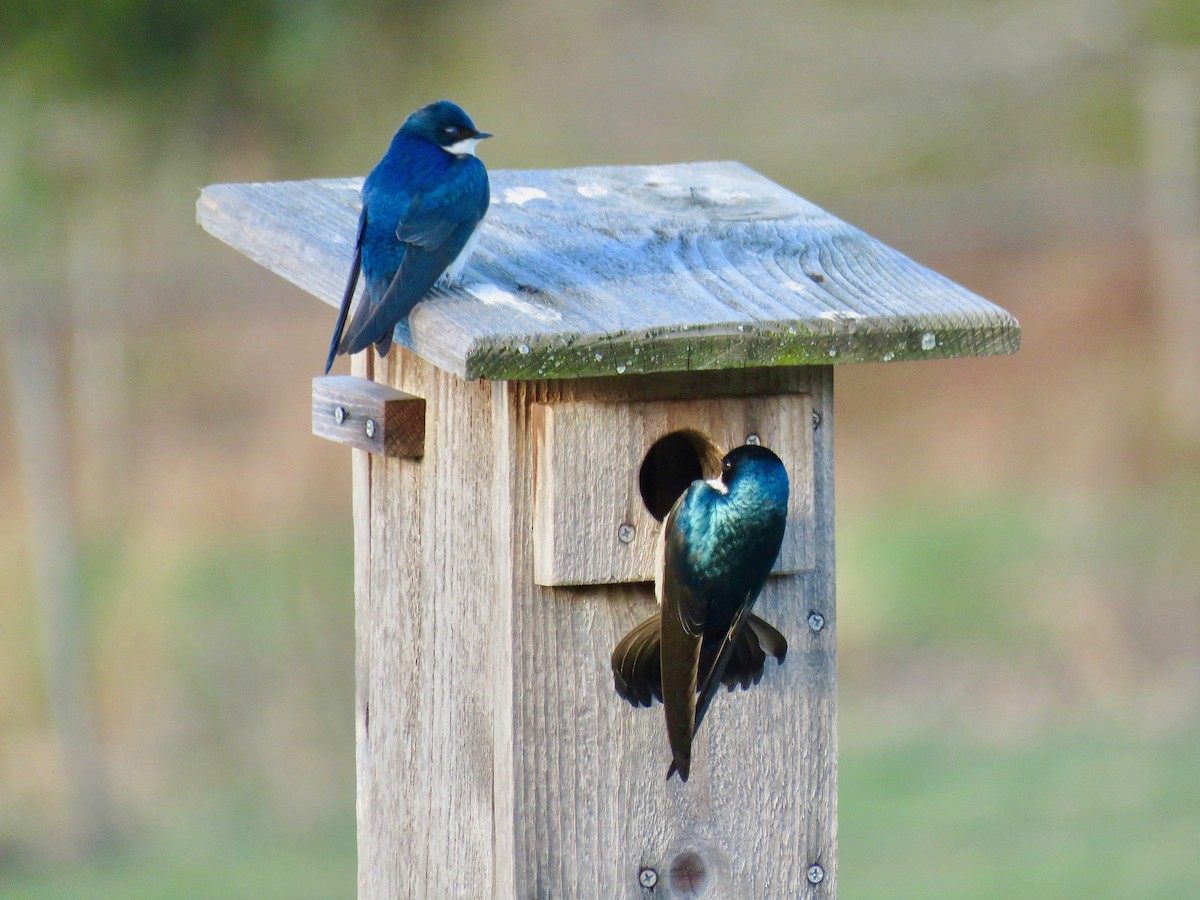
[442,225,482,285]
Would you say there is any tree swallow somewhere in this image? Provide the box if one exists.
[611,444,790,782]
[325,100,491,372]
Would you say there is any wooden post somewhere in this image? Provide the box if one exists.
[199,161,1018,897]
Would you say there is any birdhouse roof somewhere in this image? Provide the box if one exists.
[198,161,1018,380]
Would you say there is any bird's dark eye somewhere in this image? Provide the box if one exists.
[722,459,732,472]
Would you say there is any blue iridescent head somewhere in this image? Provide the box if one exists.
[400,100,492,154]
[718,443,788,492]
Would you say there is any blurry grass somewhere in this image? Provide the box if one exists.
[837,482,1200,896]
[841,721,1200,898]
[839,491,1044,650]
[0,822,355,900]
[0,521,357,899]
[839,479,1200,667]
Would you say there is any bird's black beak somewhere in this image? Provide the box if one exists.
[475,131,493,140]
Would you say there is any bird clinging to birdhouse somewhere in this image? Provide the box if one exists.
[612,443,790,781]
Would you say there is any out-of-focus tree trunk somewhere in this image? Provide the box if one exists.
[3,304,115,855]
[1141,49,1200,445]
[68,196,130,515]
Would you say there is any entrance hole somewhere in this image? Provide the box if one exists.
[638,430,722,521]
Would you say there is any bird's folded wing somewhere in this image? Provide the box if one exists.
[393,192,472,249]
[660,500,706,780]
[690,598,752,739]
[338,173,488,355]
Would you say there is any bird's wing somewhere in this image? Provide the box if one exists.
[691,576,787,735]
[689,596,756,740]
[393,193,470,249]
[324,205,367,373]
[659,488,708,782]
[690,521,788,746]
[337,168,488,357]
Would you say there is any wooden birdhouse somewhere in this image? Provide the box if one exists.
[198,160,1018,898]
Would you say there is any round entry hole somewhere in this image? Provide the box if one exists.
[638,431,721,521]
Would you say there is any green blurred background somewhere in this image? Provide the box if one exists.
[2,0,1199,896]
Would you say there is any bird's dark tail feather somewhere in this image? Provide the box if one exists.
[611,613,661,708]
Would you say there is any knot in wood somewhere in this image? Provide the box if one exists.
[668,850,709,896]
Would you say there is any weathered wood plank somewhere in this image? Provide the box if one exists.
[312,375,425,457]
[198,162,1019,380]
[500,365,838,897]
[350,359,837,897]
[531,393,815,586]
[354,347,500,898]
[350,350,374,898]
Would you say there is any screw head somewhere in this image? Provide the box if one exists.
[364,418,376,439]
[638,867,658,889]
[618,523,636,544]
[333,406,347,425]
[807,612,825,632]
[807,864,825,884]
[745,433,761,446]
[812,411,822,430]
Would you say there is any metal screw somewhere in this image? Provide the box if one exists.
[807,864,825,885]
[618,523,636,544]
[807,612,825,632]
[638,867,658,889]
[334,406,347,425]
[745,433,761,446]
[812,411,822,430]
[364,419,376,439]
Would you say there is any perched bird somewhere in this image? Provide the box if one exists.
[611,444,790,782]
[325,100,491,373]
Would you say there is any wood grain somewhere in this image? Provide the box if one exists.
[350,358,837,897]
[501,366,838,898]
[531,394,815,586]
[353,346,501,898]
[198,161,1020,379]
[312,375,425,457]
[350,350,374,898]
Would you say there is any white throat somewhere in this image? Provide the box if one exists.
[706,477,729,495]
[444,137,482,157]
